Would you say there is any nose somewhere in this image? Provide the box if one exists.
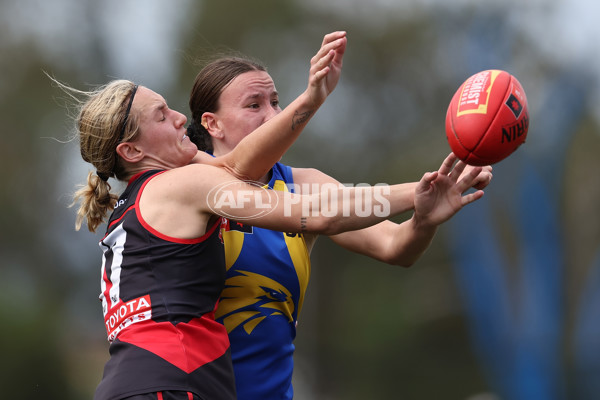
[175,110,187,127]
[264,106,280,123]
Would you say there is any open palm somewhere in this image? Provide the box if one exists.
[414,153,484,227]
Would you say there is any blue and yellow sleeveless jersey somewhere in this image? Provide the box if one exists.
[215,162,310,400]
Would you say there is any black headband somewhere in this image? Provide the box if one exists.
[118,84,138,143]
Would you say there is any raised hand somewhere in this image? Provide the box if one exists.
[306,31,347,107]
[413,153,485,227]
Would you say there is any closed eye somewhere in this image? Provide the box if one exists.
[153,102,168,121]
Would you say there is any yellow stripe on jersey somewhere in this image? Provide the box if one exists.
[223,229,244,271]
[283,230,310,318]
[272,179,311,316]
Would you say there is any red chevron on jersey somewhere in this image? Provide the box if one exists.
[117,316,230,373]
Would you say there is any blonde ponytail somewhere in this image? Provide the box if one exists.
[72,171,119,232]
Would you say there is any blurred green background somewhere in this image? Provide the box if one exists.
[2,0,600,399]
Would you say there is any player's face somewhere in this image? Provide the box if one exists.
[214,71,282,153]
[131,87,196,168]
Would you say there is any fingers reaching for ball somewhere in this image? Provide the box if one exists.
[440,152,493,191]
[437,153,458,176]
[457,165,484,195]
[413,152,491,227]
[460,188,485,207]
[471,165,493,190]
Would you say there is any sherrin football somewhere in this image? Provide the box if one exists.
[445,70,529,166]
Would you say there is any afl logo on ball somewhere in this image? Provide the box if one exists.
[505,93,524,119]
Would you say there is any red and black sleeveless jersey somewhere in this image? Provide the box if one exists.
[94,170,235,400]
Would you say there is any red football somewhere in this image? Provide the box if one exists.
[445,70,529,166]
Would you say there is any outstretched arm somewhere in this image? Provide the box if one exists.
[378,153,484,265]
[202,31,348,181]
[295,153,490,266]
[140,153,486,241]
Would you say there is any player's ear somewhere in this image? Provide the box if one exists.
[202,112,224,139]
[116,142,144,163]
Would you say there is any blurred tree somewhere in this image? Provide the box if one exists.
[0,49,80,399]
